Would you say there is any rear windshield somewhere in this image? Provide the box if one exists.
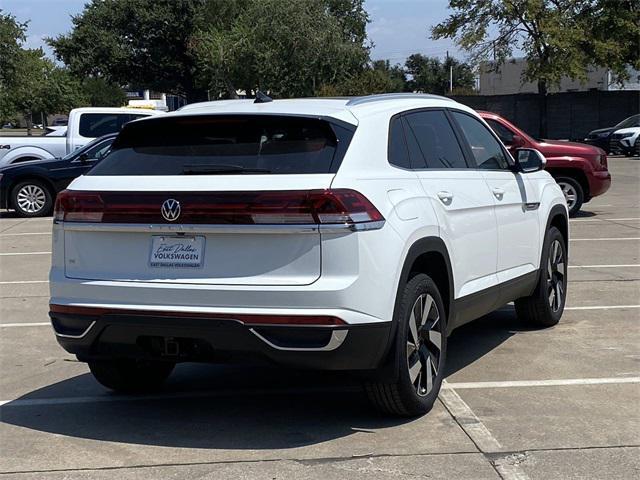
[89,115,354,176]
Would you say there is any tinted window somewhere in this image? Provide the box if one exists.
[79,113,148,138]
[451,112,510,170]
[486,119,515,145]
[616,114,640,129]
[90,115,351,176]
[404,111,467,169]
[388,117,410,169]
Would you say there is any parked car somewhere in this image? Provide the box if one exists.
[0,133,116,217]
[610,124,640,157]
[480,111,611,216]
[0,107,162,168]
[49,94,568,417]
[584,114,640,153]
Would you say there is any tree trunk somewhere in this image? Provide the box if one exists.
[26,112,33,136]
[537,79,548,139]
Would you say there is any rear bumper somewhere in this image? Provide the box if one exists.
[50,306,392,371]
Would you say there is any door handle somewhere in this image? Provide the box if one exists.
[492,187,505,199]
[437,191,453,204]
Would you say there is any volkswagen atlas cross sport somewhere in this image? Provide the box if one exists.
[49,94,568,416]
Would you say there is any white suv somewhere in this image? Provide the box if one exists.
[49,94,568,416]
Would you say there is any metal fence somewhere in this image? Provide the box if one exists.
[450,90,640,140]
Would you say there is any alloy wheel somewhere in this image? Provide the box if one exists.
[558,182,577,210]
[16,184,47,214]
[547,239,566,312]
[406,293,443,397]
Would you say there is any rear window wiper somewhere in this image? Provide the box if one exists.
[182,164,272,175]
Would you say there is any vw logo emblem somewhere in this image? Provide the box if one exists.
[161,199,181,222]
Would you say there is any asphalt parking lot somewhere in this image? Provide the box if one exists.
[0,157,638,479]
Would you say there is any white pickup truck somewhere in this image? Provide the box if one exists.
[0,107,163,168]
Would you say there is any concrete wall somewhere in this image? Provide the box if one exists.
[451,90,640,140]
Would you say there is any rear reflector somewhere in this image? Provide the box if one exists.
[49,304,346,326]
[54,189,384,226]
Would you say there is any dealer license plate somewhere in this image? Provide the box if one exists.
[149,236,205,268]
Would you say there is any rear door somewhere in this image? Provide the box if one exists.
[400,109,499,299]
[449,111,540,282]
[61,115,354,286]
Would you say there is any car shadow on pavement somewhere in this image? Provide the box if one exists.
[0,308,529,450]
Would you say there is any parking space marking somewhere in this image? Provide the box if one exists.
[569,264,640,268]
[0,231,51,236]
[570,217,640,222]
[439,387,530,479]
[565,305,640,310]
[444,377,640,390]
[0,251,51,256]
[570,237,640,241]
[0,322,50,328]
[0,280,49,284]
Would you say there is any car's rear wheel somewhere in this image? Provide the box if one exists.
[11,180,53,217]
[555,177,583,217]
[515,226,567,327]
[88,359,175,392]
[365,273,447,417]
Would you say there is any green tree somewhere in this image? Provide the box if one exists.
[48,0,208,102]
[405,54,475,94]
[82,78,126,107]
[1,11,86,131]
[193,0,370,98]
[432,0,640,136]
[317,60,407,96]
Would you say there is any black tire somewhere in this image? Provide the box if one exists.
[555,177,583,217]
[88,359,175,393]
[365,274,447,417]
[515,226,567,328]
[10,180,54,217]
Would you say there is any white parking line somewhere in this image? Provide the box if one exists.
[0,280,49,284]
[571,217,640,222]
[0,232,51,236]
[0,322,50,328]
[569,264,640,268]
[565,305,640,310]
[0,251,51,256]
[444,377,640,390]
[570,237,640,241]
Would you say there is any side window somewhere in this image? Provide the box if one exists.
[403,110,467,169]
[486,119,514,146]
[78,113,150,138]
[451,112,510,170]
[388,117,411,169]
[84,139,115,161]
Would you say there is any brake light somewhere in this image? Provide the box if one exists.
[54,190,104,223]
[52,189,384,226]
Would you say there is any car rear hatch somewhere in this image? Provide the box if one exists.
[56,113,376,286]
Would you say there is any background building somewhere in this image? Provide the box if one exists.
[479,58,640,95]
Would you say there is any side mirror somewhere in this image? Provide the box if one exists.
[511,134,526,148]
[514,148,546,173]
[78,153,89,163]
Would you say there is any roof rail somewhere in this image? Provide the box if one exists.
[346,92,452,107]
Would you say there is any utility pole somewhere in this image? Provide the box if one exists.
[447,50,453,93]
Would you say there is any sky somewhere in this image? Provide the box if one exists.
[0,0,464,64]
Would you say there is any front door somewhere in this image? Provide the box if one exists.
[449,111,540,283]
[400,110,499,299]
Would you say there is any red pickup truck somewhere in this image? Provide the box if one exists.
[480,111,611,216]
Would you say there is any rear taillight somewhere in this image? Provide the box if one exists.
[53,189,384,227]
[54,190,104,223]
